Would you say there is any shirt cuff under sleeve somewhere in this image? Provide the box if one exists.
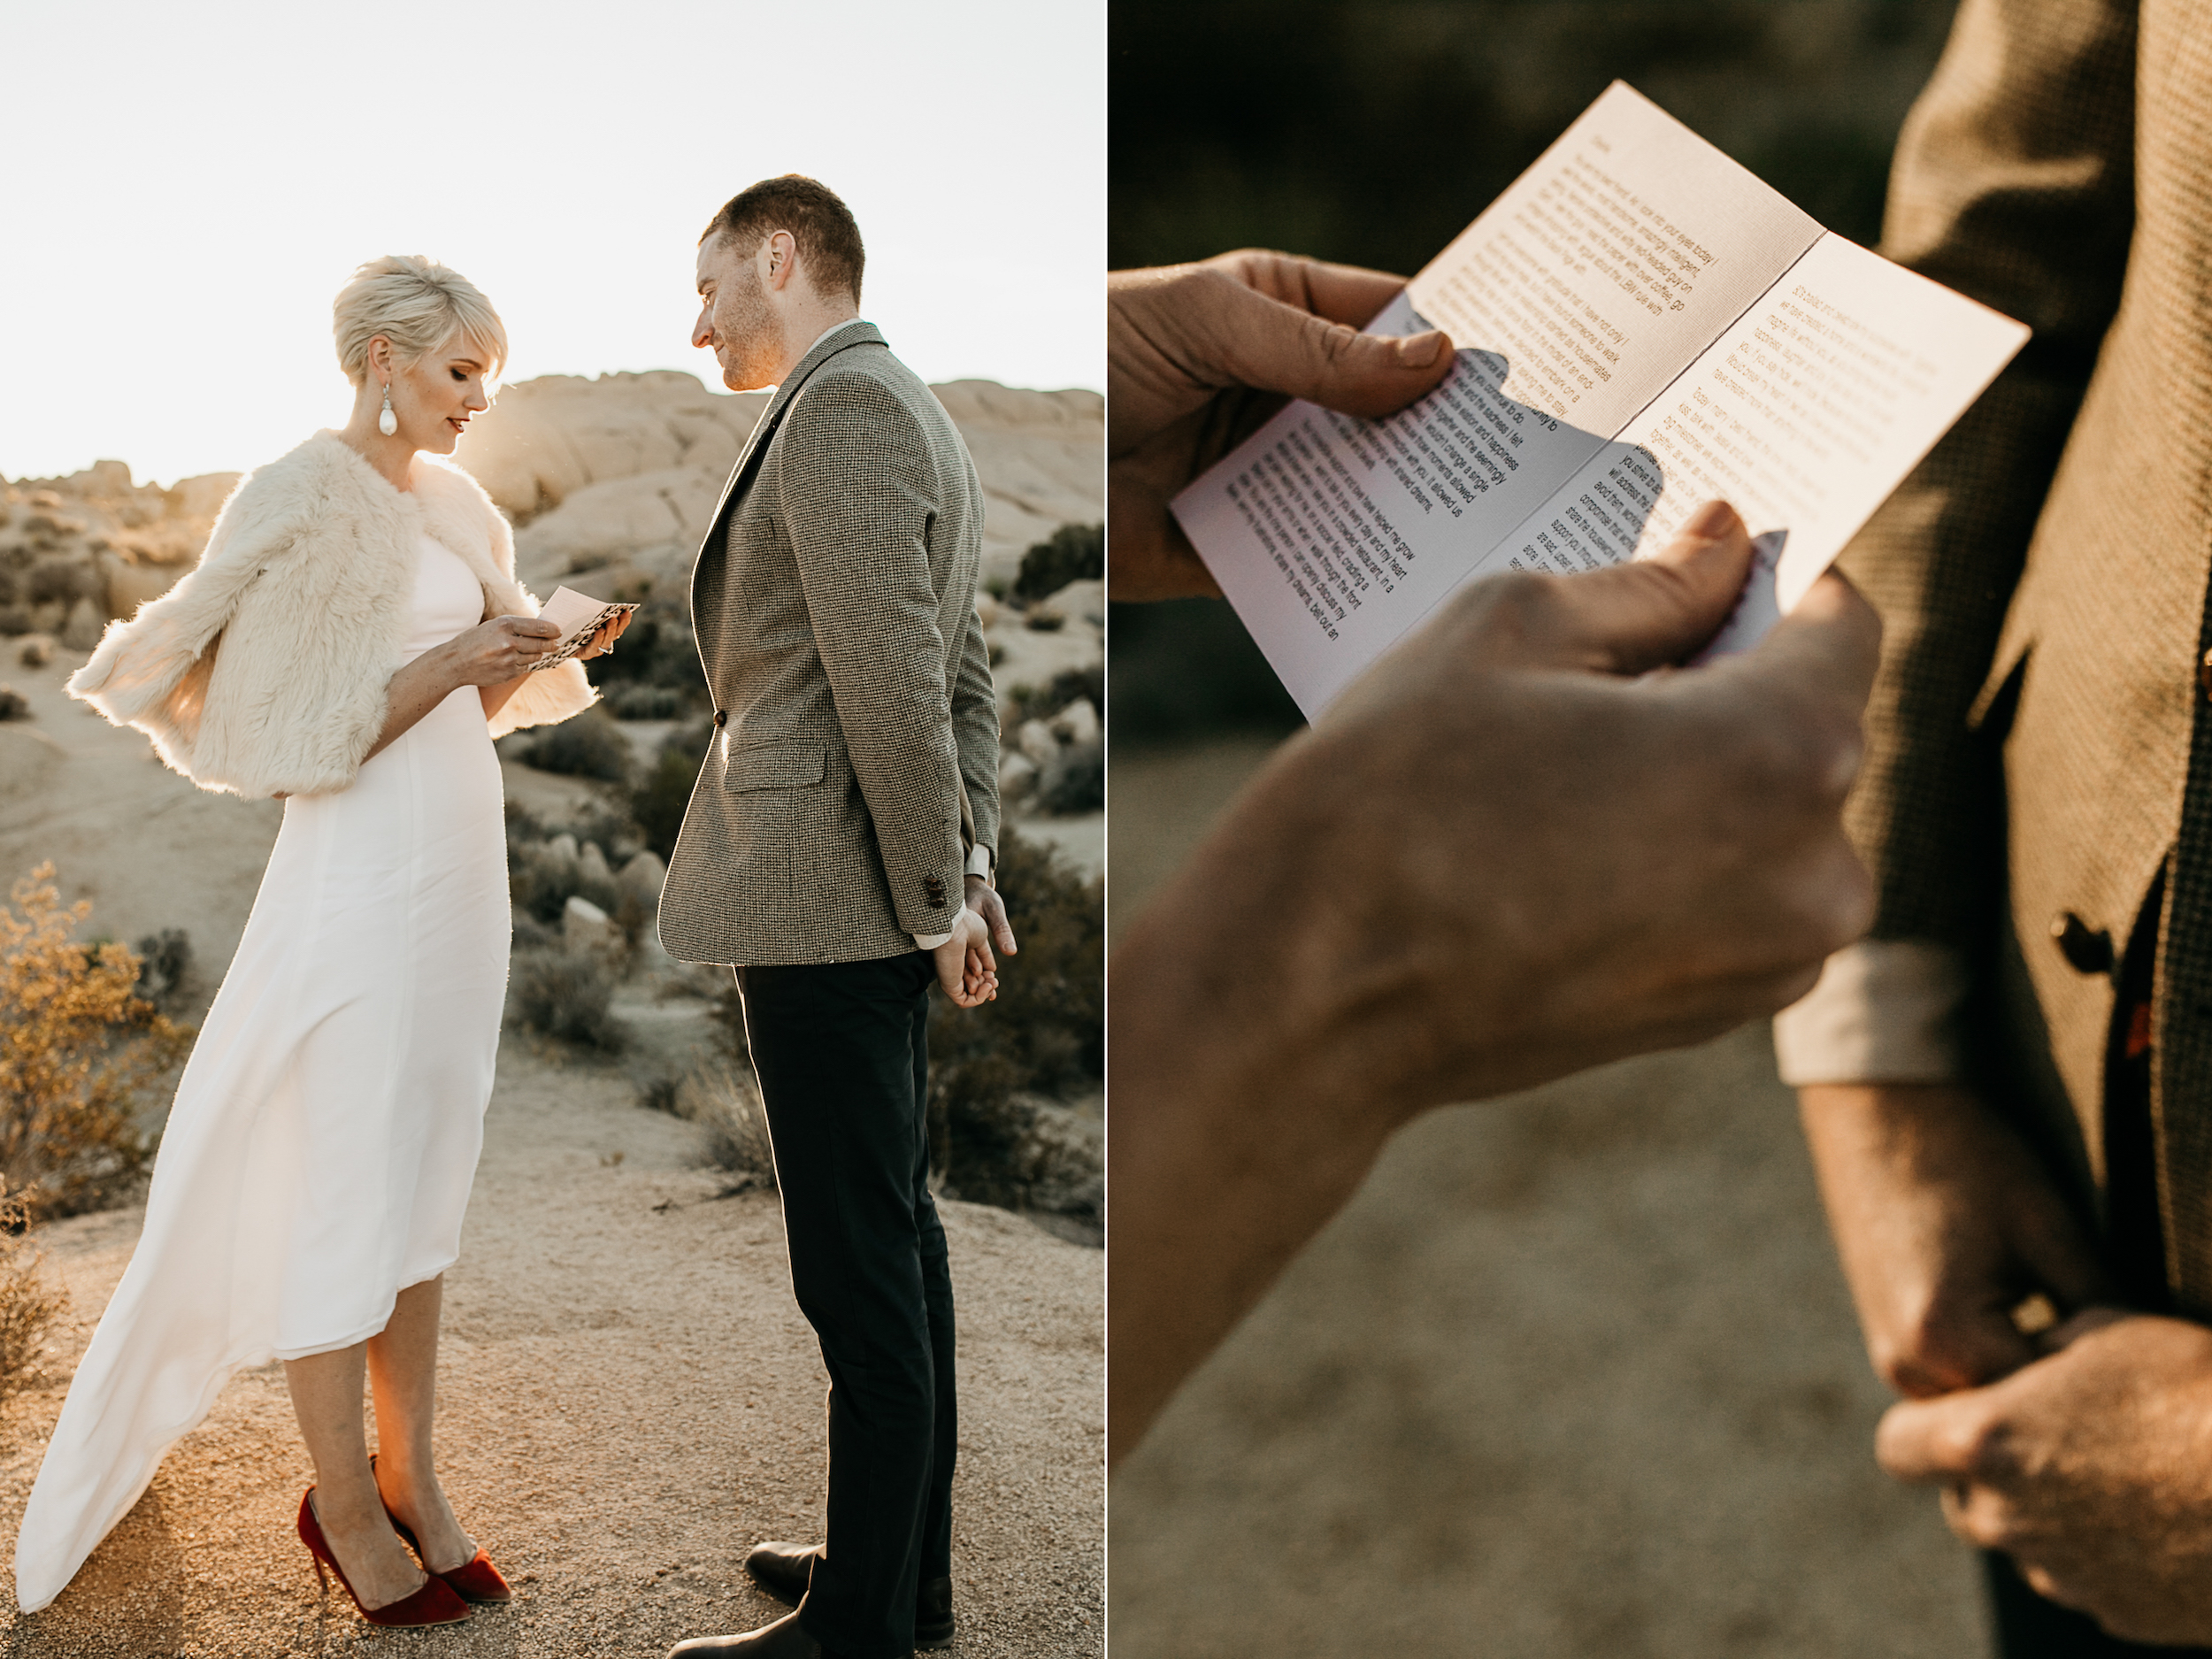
[1771,939,1970,1087]
[917,849,994,950]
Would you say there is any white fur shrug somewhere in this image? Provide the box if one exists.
[68,432,595,799]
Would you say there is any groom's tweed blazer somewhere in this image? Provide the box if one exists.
[658,323,1000,967]
[1839,0,2212,1306]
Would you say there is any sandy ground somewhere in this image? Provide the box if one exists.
[1106,738,1987,1657]
[0,643,1102,1657]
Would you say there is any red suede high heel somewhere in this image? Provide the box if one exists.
[296,1489,472,1627]
[370,1455,514,1604]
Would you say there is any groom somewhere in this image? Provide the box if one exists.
[658,175,1014,1659]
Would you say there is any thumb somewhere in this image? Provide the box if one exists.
[1874,1386,2001,1485]
[1533,499,1755,674]
[1205,278,1455,419]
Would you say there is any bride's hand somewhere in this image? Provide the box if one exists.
[444,616,563,685]
[577,610,634,661]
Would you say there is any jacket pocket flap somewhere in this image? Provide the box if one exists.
[724,743,827,791]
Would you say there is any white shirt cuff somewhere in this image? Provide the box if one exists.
[1772,939,1970,1087]
[915,852,993,950]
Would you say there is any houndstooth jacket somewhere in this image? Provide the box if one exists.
[657,323,1001,968]
[1809,0,2212,1307]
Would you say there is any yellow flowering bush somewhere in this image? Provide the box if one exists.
[0,864,190,1217]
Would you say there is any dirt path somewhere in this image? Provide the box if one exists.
[0,1042,1101,1657]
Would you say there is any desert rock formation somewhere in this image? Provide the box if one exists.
[451,371,1102,599]
[3,369,1100,641]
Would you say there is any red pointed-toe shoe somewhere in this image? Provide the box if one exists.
[297,1488,472,1627]
[370,1457,513,1604]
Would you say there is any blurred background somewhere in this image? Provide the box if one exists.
[1109,3,1996,1653]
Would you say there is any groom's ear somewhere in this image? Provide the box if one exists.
[762,230,799,292]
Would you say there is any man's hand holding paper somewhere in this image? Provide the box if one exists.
[1108,250,1455,601]
[1110,498,1883,1451]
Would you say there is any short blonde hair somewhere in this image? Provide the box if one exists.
[332,254,508,386]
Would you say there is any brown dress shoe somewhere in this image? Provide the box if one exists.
[667,1609,840,1659]
[741,1542,952,1649]
[741,1540,818,1606]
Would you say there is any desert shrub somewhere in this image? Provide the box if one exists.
[926,828,1102,1202]
[707,974,751,1068]
[629,717,715,862]
[1005,666,1105,730]
[581,602,706,712]
[632,1067,683,1117]
[605,685,687,720]
[0,610,30,638]
[677,1062,778,1191]
[24,560,96,607]
[0,865,191,1217]
[508,707,633,783]
[0,687,27,723]
[0,1182,65,1408]
[1036,740,1103,815]
[511,911,561,954]
[509,839,624,927]
[131,929,192,1010]
[1012,523,1103,602]
[507,950,627,1051]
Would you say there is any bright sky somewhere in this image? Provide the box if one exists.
[1,0,1103,488]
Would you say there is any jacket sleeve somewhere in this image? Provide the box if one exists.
[952,594,1002,869]
[777,372,968,937]
[66,477,266,783]
[1834,0,2136,958]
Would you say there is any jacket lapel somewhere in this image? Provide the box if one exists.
[688,324,885,674]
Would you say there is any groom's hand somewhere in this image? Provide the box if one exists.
[931,908,998,1008]
[966,874,1018,958]
[1109,500,1882,1458]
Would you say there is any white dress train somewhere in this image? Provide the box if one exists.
[15,534,511,1611]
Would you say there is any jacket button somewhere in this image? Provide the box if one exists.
[924,876,947,907]
[2051,911,2114,975]
[712,710,727,727]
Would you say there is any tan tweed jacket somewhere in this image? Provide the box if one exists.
[1843,0,2212,1304]
[657,324,1000,967]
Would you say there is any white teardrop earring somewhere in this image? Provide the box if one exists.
[378,380,398,437]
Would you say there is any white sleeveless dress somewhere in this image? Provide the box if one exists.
[15,534,511,1612]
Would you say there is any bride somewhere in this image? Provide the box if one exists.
[15,255,626,1626]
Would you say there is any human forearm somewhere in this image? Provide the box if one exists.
[371,615,566,764]
[1797,1081,2108,1395]
[1109,526,1883,1456]
[478,675,530,722]
[1107,769,1426,1463]
[364,647,466,765]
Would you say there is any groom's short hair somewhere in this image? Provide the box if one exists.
[702,176,865,304]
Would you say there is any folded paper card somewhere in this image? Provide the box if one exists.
[1171,81,2030,717]
[527,587,637,672]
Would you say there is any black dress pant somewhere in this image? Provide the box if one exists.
[737,951,956,1659]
